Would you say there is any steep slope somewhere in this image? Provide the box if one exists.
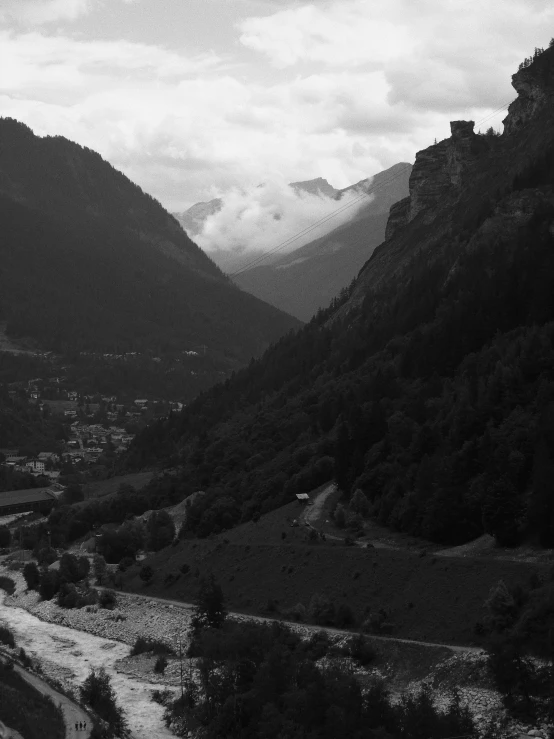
[0,119,300,363]
[116,47,554,548]
[233,163,411,320]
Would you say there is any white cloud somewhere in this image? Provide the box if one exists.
[1,0,91,24]
[195,178,368,258]
[239,2,414,69]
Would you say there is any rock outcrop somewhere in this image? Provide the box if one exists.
[402,120,489,225]
[503,48,554,136]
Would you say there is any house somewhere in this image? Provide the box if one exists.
[30,391,40,400]
[64,409,77,417]
[67,391,78,401]
[0,488,57,516]
[38,452,59,462]
[5,455,26,464]
[26,459,45,474]
[134,399,148,407]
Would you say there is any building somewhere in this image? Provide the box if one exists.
[0,488,57,516]
[26,459,45,474]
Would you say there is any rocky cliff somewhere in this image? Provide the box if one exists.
[341,45,554,314]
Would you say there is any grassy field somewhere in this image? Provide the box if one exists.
[124,497,552,648]
[83,471,155,501]
[0,662,65,739]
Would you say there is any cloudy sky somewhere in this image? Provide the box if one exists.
[1,0,553,219]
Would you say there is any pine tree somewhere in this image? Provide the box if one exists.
[191,574,226,633]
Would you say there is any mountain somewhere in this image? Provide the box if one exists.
[0,119,301,374]
[71,45,554,551]
[172,177,339,238]
[233,163,411,321]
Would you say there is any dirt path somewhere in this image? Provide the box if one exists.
[0,650,92,739]
[302,483,336,527]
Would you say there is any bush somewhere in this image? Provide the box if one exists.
[118,556,135,572]
[131,637,174,657]
[98,589,117,610]
[39,569,60,601]
[139,565,154,584]
[347,633,376,666]
[283,603,306,622]
[308,593,336,626]
[303,631,331,660]
[0,525,11,548]
[0,625,15,648]
[335,603,356,628]
[0,576,15,595]
[23,562,40,591]
[179,563,190,575]
[154,655,168,674]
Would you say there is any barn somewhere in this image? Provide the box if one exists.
[0,488,58,516]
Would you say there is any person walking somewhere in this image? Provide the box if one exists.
[75,723,78,731]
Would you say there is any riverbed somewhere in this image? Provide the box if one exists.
[0,590,178,738]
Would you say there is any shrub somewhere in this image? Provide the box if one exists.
[23,562,40,591]
[180,563,190,575]
[304,631,331,660]
[0,576,15,595]
[0,625,15,648]
[283,603,306,622]
[308,593,336,626]
[131,637,174,657]
[39,569,60,601]
[0,525,11,548]
[99,589,117,610]
[335,603,357,628]
[154,655,168,674]
[347,633,376,666]
[139,565,154,584]
[118,556,135,572]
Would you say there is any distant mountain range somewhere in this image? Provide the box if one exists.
[0,118,300,376]
[174,166,411,321]
[234,163,411,321]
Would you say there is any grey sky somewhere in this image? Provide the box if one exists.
[1,0,553,211]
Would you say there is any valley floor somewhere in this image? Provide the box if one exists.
[1,562,553,739]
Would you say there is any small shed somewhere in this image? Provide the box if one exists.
[296,493,310,505]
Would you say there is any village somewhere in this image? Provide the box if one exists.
[0,373,185,518]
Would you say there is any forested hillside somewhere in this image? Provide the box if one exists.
[0,119,300,362]
[117,47,554,547]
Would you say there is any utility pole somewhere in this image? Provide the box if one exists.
[178,629,184,700]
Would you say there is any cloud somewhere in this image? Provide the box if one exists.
[1,0,91,24]
[238,0,554,112]
[195,178,368,260]
[2,0,551,216]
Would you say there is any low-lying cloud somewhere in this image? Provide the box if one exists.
[194,178,370,270]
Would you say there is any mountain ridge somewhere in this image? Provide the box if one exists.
[0,118,301,372]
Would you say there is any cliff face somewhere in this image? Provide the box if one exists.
[503,49,554,136]
[407,120,490,223]
[339,45,554,316]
